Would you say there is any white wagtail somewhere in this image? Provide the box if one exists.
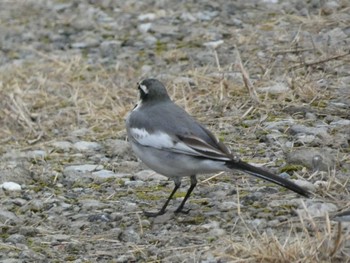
[126,79,309,217]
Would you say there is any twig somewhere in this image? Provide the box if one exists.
[289,50,350,70]
[330,222,343,257]
[234,47,260,104]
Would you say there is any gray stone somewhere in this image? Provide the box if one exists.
[51,141,73,152]
[26,150,47,159]
[30,200,44,212]
[64,164,103,173]
[286,148,336,171]
[104,139,130,158]
[100,40,121,58]
[134,170,167,181]
[289,124,329,138]
[0,209,21,223]
[297,202,337,218]
[0,182,21,191]
[258,83,290,94]
[218,201,238,211]
[92,170,129,178]
[73,141,102,152]
[330,119,350,127]
[293,179,316,192]
[5,234,26,244]
[120,228,140,243]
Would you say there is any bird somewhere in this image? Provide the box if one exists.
[126,78,309,217]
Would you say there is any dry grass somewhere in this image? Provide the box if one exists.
[0,56,137,148]
[219,217,350,263]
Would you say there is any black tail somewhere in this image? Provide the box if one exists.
[227,160,310,197]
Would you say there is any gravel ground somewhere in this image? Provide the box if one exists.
[1,0,350,262]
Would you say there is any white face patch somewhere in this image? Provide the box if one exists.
[139,84,148,94]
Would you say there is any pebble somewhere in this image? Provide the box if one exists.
[297,202,337,218]
[138,23,152,33]
[203,40,224,49]
[73,141,102,152]
[286,148,335,171]
[51,141,73,152]
[0,209,21,223]
[64,164,103,173]
[0,182,22,191]
[134,170,167,181]
[120,228,140,243]
[257,83,290,94]
[92,170,128,178]
[293,179,316,192]
[5,234,26,244]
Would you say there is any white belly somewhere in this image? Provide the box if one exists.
[130,141,226,179]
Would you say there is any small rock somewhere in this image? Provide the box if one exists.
[64,164,103,173]
[279,172,290,179]
[5,234,26,244]
[122,202,138,212]
[0,209,21,223]
[286,148,335,171]
[51,234,71,242]
[289,124,329,137]
[195,11,219,21]
[51,141,73,152]
[73,141,102,152]
[0,182,22,191]
[100,40,121,58]
[30,200,44,212]
[26,150,47,159]
[258,83,290,94]
[19,249,46,261]
[298,202,337,218]
[88,213,112,222]
[249,218,267,228]
[264,119,295,131]
[293,179,316,192]
[203,40,224,49]
[152,213,173,224]
[138,13,156,21]
[79,199,104,209]
[138,23,152,33]
[209,228,226,237]
[330,119,350,127]
[120,228,140,243]
[104,139,130,157]
[218,201,238,211]
[134,170,167,181]
[124,180,145,187]
[92,170,129,178]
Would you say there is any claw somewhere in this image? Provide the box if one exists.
[143,210,166,217]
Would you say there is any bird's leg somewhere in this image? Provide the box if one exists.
[174,175,197,214]
[143,181,181,217]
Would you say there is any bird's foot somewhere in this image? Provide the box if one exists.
[174,207,191,214]
[143,209,166,217]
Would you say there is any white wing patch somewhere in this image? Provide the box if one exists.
[130,128,175,149]
[130,128,231,161]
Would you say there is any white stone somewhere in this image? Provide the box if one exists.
[1,182,22,191]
